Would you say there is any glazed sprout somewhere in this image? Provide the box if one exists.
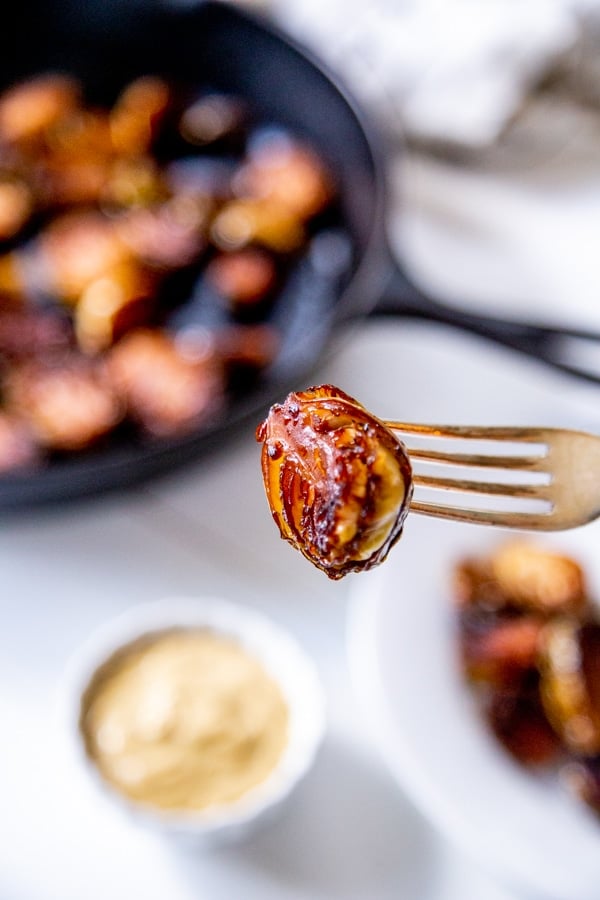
[5,359,122,452]
[256,384,413,580]
[489,542,588,616]
[105,328,223,438]
[454,541,588,617]
[458,609,544,687]
[484,674,563,766]
[539,619,600,756]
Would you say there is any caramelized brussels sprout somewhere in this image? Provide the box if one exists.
[234,133,333,220]
[216,323,280,372]
[0,74,80,145]
[5,360,122,451]
[115,197,209,270]
[44,108,113,160]
[74,262,158,354]
[459,609,544,686]
[39,156,109,208]
[0,251,25,300]
[38,211,130,301]
[211,199,304,254]
[105,329,223,438]
[109,77,170,156]
[39,110,114,206]
[454,541,588,618]
[179,93,247,147]
[491,542,588,616]
[206,249,276,307]
[100,157,166,211]
[453,557,512,612]
[256,385,413,580]
[539,619,600,756]
[454,540,600,810]
[484,674,563,766]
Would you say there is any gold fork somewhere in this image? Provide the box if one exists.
[384,422,600,531]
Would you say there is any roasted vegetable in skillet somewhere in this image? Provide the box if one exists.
[0,73,336,471]
[539,619,600,757]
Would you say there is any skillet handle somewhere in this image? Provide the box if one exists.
[374,263,600,386]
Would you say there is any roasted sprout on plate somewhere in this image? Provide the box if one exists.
[0,73,336,473]
[454,540,600,817]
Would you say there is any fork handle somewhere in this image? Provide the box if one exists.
[374,264,600,385]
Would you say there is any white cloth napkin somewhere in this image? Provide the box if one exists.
[272,0,600,150]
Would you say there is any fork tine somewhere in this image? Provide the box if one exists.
[409,500,558,530]
[380,422,600,531]
[413,474,550,499]
[406,448,547,470]
[386,422,549,442]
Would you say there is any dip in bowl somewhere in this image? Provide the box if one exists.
[63,597,325,847]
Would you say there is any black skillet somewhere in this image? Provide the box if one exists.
[1,0,599,509]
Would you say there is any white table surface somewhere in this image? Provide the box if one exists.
[4,314,600,900]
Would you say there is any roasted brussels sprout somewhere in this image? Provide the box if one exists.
[106,329,223,438]
[0,74,80,145]
[0,309,71,361]
[454,541,588,618]
[256,384,413,579]
[216,323,280,372]
[490,542,588,616]
[179,93,247,148]
[5,359,122,451]
[539,619,600,756]
[459,608,544,687]
[484,674,563,766]
[115,197,209,270]
[211,198,305,254]
[109,77,170,156]
[0,178,33,240]
[38,211,130,302]
[74,262,157,355]
[234,132,333,220]
[453,540,600,812]
[206,249,276,308]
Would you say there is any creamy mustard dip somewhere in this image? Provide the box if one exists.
[81,629,289,812]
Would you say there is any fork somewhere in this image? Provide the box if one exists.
[383,421,600,531]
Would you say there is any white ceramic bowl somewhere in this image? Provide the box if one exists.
[61,596,326,848]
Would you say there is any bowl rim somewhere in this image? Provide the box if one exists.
[59,595,326,837]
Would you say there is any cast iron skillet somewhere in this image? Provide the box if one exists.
[2,0,600,509]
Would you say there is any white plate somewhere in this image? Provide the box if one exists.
[347,517,600,900]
